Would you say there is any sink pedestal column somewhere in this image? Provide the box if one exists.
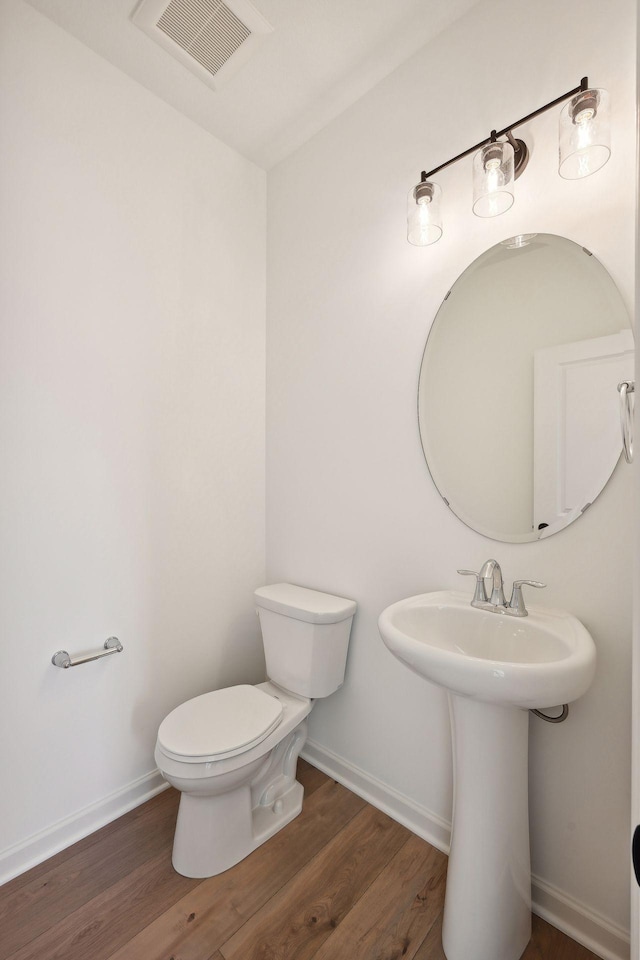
[442,695,531,960]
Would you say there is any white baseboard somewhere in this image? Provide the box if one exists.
[301,739,630,960]
[0,769,169,887]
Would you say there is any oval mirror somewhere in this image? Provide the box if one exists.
[418,234,633,542]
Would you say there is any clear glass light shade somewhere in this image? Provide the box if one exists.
[472,141,515,218]
[559,88,610,179]
[407,181,442,245]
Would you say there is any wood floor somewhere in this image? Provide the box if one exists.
[0,760,600,960]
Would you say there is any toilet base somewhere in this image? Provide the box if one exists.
[172,776,304,878]
[253,779,304,848]
[169,720,309,878]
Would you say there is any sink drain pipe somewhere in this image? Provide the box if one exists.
[531,704,569,723]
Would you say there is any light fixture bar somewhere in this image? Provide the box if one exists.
[420,77,589,182]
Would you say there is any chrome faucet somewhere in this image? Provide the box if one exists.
[480,559,506,607]
[458,560,545,617]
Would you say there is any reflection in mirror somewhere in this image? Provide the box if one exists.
[418,234,633,542]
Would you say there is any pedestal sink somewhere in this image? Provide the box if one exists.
[378,590,596,960]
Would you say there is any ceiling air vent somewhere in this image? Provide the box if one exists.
[132,0,273,89]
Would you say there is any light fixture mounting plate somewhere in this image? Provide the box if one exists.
[513,138,529,180]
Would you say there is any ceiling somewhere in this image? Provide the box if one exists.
[25,0,479,169]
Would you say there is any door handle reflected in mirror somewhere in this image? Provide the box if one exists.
[618,380,634,464]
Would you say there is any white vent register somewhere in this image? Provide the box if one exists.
[132,0,273,89]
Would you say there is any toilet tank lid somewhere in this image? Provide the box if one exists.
[254,583,357,624]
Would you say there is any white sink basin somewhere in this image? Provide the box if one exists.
[379,590,596,710]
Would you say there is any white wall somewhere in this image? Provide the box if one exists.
[0,0,266,869]
[267,0,635,947]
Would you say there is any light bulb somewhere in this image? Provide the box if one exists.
[473,141,515,218]
[407,181,442,245]
[575,106,595,124]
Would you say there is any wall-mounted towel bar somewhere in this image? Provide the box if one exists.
[51,637,123,669]
[618,380,634,464]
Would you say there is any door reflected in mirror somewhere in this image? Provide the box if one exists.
[418,234,633,542]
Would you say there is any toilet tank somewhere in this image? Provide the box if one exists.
[254,583,357,699]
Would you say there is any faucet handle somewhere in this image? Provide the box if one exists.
[457,569,488,604]
[508,579,546,617]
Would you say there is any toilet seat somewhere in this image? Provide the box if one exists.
[157,684,283,763]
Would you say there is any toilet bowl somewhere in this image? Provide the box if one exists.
[155,583,356,878]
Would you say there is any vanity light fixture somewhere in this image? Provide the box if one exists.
[408,77,611,245]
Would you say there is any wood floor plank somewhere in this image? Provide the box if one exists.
[103,779,366,960]
[413,911,447,959]
[6,846,197,960]
[219,805,410,960]
[311,834,447,960]
[0,788,180,959]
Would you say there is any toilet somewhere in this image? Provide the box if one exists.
[155,582,356,878]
